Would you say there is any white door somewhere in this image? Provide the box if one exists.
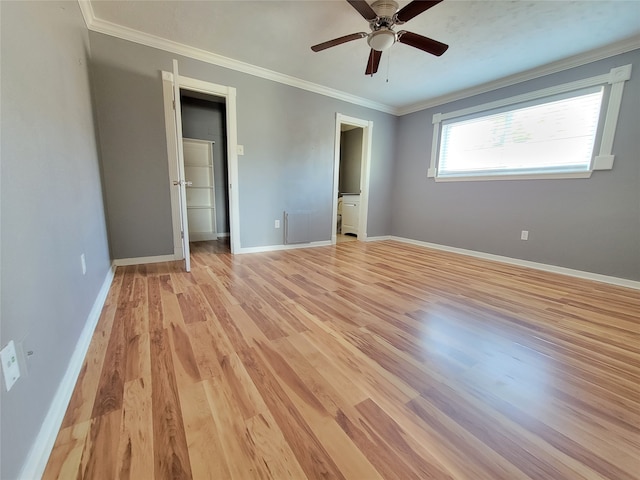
[162,67,240,257]
[183,139,217,241]
[172,60,191,271]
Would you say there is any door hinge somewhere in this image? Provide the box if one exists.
[181,230,184,239]
[172,99,176,110]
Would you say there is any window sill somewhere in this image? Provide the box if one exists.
[433,171,593,182]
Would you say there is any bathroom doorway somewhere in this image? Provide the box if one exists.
[332,114,373,244]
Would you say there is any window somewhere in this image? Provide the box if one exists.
[429,64,632,181]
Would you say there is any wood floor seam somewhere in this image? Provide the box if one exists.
[43,239,640,480]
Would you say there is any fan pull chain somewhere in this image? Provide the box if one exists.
[386,49,391,83]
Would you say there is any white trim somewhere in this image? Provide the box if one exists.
[430,65,631,181]
[18,265,115,480]
[398,36,640,115]
[172,60,192,272]
[83,13,394,115]
[112,254,176,266]
[162,71,241,256]
[390,236,640,290]
[434,172,593,182]
[78,1,640,117]
[162,74,184,260]
[364,235,393,242]
[332,114,373,245]
[358,122,373,242]
[237,240,332,255]
[77,0,94,29]
[434,75,613,123]
[217,232,230,238]
[596,64,632,166]
[427,120,440,178]
[593,155,615,171]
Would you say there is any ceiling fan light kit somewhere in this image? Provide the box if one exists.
[368,29,396,51]
[311,0,448,75]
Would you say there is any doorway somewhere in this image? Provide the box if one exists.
[332,114,373,244]
[162,68,240,269]
[180,92,230,254]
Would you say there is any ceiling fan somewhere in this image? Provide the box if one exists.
[311,0,448,76]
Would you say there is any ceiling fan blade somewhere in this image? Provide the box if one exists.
[347,0,378,21]
[365,49,382,75]
[396,0,443,23]
[311,32,367,52]
[398,31,448,56]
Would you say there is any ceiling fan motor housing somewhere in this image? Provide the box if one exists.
[368,0,399,51]
[371,0,399,19]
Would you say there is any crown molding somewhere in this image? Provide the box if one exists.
[398,35,640,116]
[77,0,94,30]
[79,1,639,118]
[79,3,397,115]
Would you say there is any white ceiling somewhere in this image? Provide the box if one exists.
[88,0,640,113]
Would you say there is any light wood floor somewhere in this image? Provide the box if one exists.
[43,240,640,479]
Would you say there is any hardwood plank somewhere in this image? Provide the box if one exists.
[179,381,232,480]
[42,421,90,480]
[201,376,274,480]
[229,344,347,479]
[176,285,214,324]
[124,332,151,383]
[42,240,640,480]
[150,328,193,479]
[116,376,154,479]
[80,410,122,479]
[90,303,128,418]
[244,412,309,479]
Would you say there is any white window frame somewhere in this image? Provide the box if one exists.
[428,64,632,182]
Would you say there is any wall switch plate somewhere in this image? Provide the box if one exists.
[237,145,244,155]
[81,253,87,275]
[521,230,529,241]
[275,220,280,228]
[1,340,21,391]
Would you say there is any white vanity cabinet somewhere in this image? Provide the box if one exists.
[341,194,360,236]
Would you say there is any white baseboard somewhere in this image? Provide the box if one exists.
[19,265,116,480]
[217,232,230,238]
[237,240,332,254]
[112,254,177,266]
[390,236,640,290]
[365,235,393,242]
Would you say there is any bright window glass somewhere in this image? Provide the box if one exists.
[437,87,604,178]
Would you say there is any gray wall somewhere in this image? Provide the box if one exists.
[0,2,112,478]
[393,49,640,281]
[339,128,363,194]
[89,31,396,255]
[180,96,230,234]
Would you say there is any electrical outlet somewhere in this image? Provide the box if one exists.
[521,230,529,241]
[1,340,21,391]
[237,145,244,155]
[81,253,87,275]
[275,219,280,229]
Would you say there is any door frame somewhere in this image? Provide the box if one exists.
[332,113,373,244]
[162,69,240,257]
